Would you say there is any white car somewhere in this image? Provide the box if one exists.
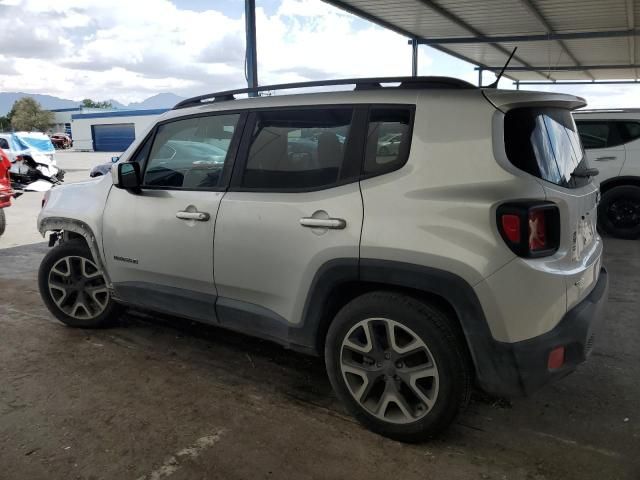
[574,109,640,239]
[37,77,608,442]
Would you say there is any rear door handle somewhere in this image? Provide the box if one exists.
[595,156,616,161]
[300,217,346,229]
[176,211,210,221]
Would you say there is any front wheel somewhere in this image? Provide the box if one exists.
[38,240,122,328]
[0,208,5,236]
[598,185,640,239]
[325,291,471,442]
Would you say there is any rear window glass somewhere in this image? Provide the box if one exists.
[364,108,413,176]
[504,107,590,189]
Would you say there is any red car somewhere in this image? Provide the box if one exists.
[50,133,73,149]
[0,148,13,236]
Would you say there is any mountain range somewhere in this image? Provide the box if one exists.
[0,92,185,116]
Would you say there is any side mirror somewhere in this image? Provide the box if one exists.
[115,162,141,191]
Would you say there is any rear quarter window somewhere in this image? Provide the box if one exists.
[504,107,590,189]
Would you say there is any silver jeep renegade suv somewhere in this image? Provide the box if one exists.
[37,77,608,442]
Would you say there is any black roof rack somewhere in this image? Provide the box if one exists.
[173,76,476,110]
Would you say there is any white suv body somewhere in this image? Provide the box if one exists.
[37,78,608,441]
[573,109,640,238]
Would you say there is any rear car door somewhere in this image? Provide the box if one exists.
[575,120,626,183]
[212,106,364,346]
[102,112,245,323]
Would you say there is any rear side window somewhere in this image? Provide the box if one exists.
[143,113,240,189]
[241,108,352,190]
[364,108,413,176]
[576,122,610,149]
[505,107,590,189]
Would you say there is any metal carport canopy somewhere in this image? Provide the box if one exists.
[322,0,640,84]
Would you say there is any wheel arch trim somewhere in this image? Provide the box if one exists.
[38,216,112,288]
[298,258,521,395]
[599,176,640,193]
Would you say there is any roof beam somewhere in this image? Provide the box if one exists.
[415,0,553,81]
[518,0,594,80]
[517,80,640,85]
[321,0,499,75]
[479,64,640,72]
[414,29,640,45]
[628,0,638,80]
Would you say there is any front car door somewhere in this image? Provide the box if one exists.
[102,111,245,322]
[212,106,365,348]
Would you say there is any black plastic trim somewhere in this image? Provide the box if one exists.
[113,282,217,324]
[495,266,609,396]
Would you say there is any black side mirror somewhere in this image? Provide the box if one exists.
[116,162,141,191]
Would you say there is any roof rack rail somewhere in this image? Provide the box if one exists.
[173,76,475,110]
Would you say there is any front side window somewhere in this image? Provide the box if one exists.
[0,138,9,150]
[143,114,239,189]
[364,108,413,176]
[241,108,352,190]
[505,107,590,188]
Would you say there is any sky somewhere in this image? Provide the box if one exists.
[0,0,638,107]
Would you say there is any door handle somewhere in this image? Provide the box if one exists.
[595,156,616,161]
[300,217,346,229]
[176,211,210,221]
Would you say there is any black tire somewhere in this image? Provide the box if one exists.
[598,185,640,239]
[325,291,471,442]
[0,208,5,236]
[38,240,122,328]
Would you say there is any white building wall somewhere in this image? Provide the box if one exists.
[72,113,162,151]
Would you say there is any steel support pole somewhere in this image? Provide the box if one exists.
[478,67,483,87]
[516,80,520,90]
[245,0,258,97]
[411,38,419,77]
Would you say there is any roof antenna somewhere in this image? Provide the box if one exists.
[487,47,517,89]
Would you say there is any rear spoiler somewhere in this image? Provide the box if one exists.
[482,89,587,113]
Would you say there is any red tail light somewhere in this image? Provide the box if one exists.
[497,202,560,257]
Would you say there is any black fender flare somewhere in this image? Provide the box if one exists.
[295,258,522,396]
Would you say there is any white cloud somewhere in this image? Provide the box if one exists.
[0,0,433,102]
[0,0,636,109]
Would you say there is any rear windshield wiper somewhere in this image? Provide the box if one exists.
[571,167,599,178]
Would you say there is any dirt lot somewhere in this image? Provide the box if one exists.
[0,153,638,479]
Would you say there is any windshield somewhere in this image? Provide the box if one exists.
[504,107,590,188]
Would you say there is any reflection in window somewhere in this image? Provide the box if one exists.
[143,114,239,189]
[242,108,352,190]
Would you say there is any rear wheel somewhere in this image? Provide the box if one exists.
[325,291,471,442]
[38,240,122,328]
[598,185,640,239]
[0,208,5,236]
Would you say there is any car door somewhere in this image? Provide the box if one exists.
[575,120,626,183]
[213,106,365,344]
[102,111,246,323]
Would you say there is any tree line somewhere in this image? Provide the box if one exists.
[0,97,113,132]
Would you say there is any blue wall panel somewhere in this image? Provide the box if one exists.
[92,123,135,152]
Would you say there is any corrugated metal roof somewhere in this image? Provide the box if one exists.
[325,0,640,83]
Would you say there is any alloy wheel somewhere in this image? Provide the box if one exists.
[48,255,109,320]
[339,317,439,424]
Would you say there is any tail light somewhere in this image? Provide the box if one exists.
[497,202,560,257]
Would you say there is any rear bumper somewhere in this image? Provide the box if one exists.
[476,267,609,397]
